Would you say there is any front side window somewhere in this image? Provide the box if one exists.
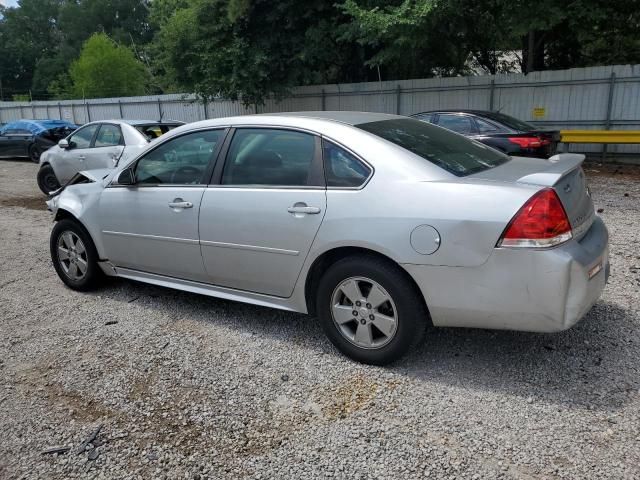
[135,129,223,185]
[222,129,316,186]
[323,140,371,188]
[356,118,509,177]
[69,124,99,149]
[437,114,475,134]
[94,124,123,147]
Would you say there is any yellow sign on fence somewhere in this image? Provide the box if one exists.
[532,107,546,119]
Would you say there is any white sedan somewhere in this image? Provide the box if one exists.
[37,119,183,194]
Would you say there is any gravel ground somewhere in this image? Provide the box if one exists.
[1,159,639,480]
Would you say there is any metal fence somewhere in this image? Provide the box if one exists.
[1,63,640,156]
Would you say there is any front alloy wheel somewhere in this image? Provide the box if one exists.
[57,231,89,281]
[50,219,103,291]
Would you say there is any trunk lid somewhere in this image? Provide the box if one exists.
[470,153,595,240]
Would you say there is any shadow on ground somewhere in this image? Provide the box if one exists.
[83,276,640,412]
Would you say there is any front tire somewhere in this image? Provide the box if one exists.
[29,144,42,163]
[50,219,103,291]
[37,164,61,194]
[316,255,428,365]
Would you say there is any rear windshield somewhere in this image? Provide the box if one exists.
[481,112,537,131]
[136,123,181,141]
[356,118,509,177]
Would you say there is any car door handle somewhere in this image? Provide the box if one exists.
[78,155,86,160]
[287,205,321,214]
[168,201,193,209]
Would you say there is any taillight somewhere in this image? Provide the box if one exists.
[498,188,572,248]
[508,137,542,148]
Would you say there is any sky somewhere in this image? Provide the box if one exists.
[0,0,18,6]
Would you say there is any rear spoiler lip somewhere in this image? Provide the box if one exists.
[516,153,585,187]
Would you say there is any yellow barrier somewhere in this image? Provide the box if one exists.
[560,130,640,144]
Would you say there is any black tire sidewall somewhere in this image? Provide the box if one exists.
[316,256,426,365]
[50,219,102,291]
[29,144,41,163]
[37,165,60,194]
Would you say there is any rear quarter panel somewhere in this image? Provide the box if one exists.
[312,175,541,268]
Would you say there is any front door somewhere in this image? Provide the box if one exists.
[199,127,326,297]
[99,128,226,281]
[55,123,100,183]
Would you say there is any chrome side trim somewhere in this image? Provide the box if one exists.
[199,240,300,256]
[102,230,199,245]
[112,267,302,312]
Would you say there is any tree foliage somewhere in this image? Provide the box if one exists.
[68,33,148,98]
[0,0,638,103]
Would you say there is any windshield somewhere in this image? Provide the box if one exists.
[481,112,537,131]
[356,118,509,177]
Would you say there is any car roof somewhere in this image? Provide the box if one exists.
[1,119,78,133]
[412,110,494,116]
[263,111,401,126]
[100,119,184,126]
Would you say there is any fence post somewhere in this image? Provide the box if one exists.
[85,99,91,122]
[118,99,123,118]
[321,89,326,111]
[396,85,401,115]
[489,79,495,111]
[601,71,616,162]
[31,102,36,119]
[157,97,163,121]
[58,102,62,120]
[203,98,209,119]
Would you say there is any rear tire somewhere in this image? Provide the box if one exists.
[316,255,427,365]
[29,144,42,163]
[37,164,61,194]
[50,219,103,291]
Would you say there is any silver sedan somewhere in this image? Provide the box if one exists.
[46,112,609,365]
[37,119,183,194]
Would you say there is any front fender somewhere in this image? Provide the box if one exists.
[47,182,107,259]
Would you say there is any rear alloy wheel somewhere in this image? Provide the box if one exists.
[317,255,427,365]
[50,219,103,291]
[37,164,61,194]
[28,144,42,163]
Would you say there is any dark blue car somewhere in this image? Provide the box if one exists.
[0,119,78,162]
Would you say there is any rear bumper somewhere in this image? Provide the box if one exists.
[403,216,609,333]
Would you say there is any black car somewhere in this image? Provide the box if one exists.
[0,119,78,163]
[411,110,560,158]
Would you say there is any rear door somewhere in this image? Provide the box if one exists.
[199,127,326,297]
[0,128,31,157]
[85,123,125,170]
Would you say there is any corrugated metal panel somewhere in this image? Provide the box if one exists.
[1,64,639,156]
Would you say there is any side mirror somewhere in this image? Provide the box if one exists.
[58,139,70,149]
[116,168,136,186]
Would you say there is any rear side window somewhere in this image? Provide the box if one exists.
[222,129,316,186]
[437,114,475,134]
[94,124,123,147]
[323,140,371,188]
[412,113,434,123]
[356,118,509,177]
[475,117,501,133]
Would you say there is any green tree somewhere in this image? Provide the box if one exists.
[68,33,148,98]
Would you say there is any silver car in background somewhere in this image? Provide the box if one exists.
[46,112,609,365]
[37,119,183,194]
